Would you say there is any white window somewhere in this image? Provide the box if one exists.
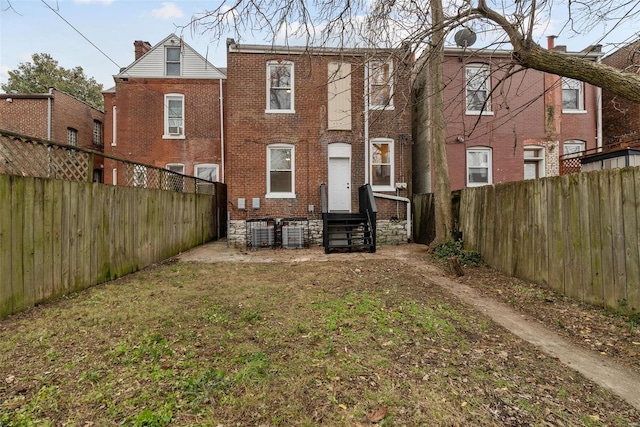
[164,94,184,139]
[267,145,295,198]
[562,78,584,112]
[524,146,545,180]
[267,62,294,113]
[467,147,492,187]
[67,128,78,146]
[563,140,585,158]
[370,138,394,190]
[195,164,219,182]
[466,64,491,114]
[93,120,102,146]
[165,163,184,192]
[166,47,181,76]
[369,60,394,109]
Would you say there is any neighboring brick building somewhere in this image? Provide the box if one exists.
[224,41,413,245]
[601,38,640,144]
[0,88,105,181]
[415,38,601,191]
[103,34,226,187]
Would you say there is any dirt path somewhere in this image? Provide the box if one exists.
[176,241,640,411]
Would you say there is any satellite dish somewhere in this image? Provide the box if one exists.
[454,28,477,48]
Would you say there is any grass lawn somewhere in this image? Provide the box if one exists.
[1,259,638,426]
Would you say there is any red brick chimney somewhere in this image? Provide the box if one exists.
[547,35,557,50]
[134,41,152,60]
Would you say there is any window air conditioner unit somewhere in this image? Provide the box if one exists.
[251,226,274,248]
[168,126,182,135]
[282,225,304,249]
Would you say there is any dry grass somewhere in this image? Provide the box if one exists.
[1,259,639,426]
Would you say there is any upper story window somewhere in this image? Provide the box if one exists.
[467,147,492,187]
[165,163,184,192]
[267,144,295,198]
[164,94,185,139]
[562,78,584,112]
[466,64,491,115]
[370,138,395,191]
[267,62,294,113]
[93,120,102,146]
[369,60,394,109]
[67,128,78,146]
[166,47,181,76]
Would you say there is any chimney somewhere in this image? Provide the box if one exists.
[134,40,152,60]
[547,35,557,50]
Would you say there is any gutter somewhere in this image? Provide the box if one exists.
[219,78,225,183]
[372,192,412,241]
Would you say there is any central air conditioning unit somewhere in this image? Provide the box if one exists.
[282,225,304,249]
[251,226,274,248]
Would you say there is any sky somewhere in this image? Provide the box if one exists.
[1,0,639,91]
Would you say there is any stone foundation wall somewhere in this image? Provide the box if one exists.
[228,219,409,248]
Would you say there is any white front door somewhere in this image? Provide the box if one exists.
[328,143,352,212]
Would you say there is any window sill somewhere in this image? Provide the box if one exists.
[265,193,296,199]
[371,185,396,192]
[465,111,494,116]
[163,134,186,140]
[562,110,587,114]
[369,105,395,111]
[265,109,295,114]
[467,182,491,187]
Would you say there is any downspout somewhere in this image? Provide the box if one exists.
[373,192,412,241]
[47,88,53,140]
[596,56,603,152]
[364,63,370,185]
[219,78,225,183]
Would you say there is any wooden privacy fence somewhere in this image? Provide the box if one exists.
[0,175,226,318]
[459,167,640,312]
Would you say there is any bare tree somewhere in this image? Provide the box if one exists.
[186,0,640,244]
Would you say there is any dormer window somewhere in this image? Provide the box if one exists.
[166,47,181,76]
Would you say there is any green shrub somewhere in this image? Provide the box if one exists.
[432,240,483,267]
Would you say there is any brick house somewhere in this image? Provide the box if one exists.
[102,34,226,187]
[0,88,105,181]
[601,38,640,144]
[415,38,601,191]
[224,41,413,246]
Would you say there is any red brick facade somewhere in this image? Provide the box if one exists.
[602,39,640,143]
[0,89,105,150]
[439,46,600,191]
[103,78,224,183]
[224,43,412,224]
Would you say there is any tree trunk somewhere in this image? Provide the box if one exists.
[430,0,452,245]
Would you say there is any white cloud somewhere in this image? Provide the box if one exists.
[0,65,10,86]
[152,2,184,20]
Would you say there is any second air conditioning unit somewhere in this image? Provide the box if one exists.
[282,225,304,249]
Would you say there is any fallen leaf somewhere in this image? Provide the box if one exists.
[366,405,388,422]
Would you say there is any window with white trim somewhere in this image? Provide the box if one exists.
[369,60,394,109]
[267,145,295,197]
[467,147,492,187]
[370,138,394,190]
[466,64,491,114]
[164,94,184,138]
[563,140,585,158]
[267,62,294,113]
[195,164,219,182]
[562,78,584,111]
[166,47,181,76]
[67,128,78,146]
[524,146,545,180]
[133,164,147,188]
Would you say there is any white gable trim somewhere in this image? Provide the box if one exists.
[117,33,226,80]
